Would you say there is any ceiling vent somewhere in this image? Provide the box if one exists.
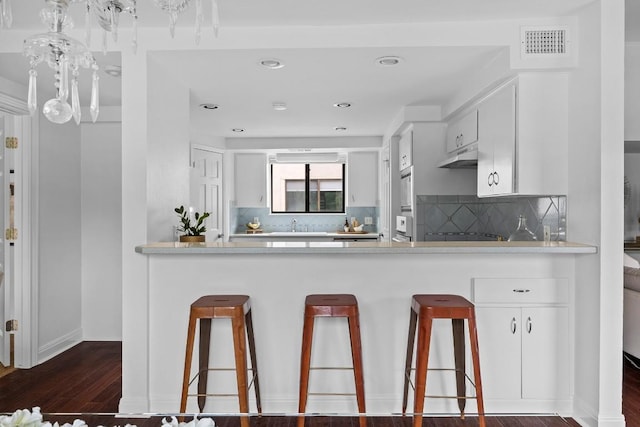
[521,26,569,57]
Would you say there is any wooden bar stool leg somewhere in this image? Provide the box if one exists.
[245,309,262,414]
[347,314,366,427]
[297,313,315,427]
[452,318,466,418]
[402,309,418,414]
[181,313,198,413]
[468,315,486,427]
[198,318,212,412]
[413,316,433,427]
[231,314,250,427]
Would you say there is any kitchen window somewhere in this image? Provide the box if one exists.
[271,163,345,213]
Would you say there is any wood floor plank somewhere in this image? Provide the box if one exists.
[0,342,634,427]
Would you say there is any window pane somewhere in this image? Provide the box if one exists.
[309,164,344,213]
[272,164,306,212]
[271,162,344,213]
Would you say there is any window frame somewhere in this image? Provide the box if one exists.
[270,163,346,214]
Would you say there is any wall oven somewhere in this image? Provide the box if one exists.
[393,215,413,242]
[400,166,413,213]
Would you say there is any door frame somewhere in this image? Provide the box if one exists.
[0,92,36,369]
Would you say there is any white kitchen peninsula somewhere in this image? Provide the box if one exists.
[123,241,595,418]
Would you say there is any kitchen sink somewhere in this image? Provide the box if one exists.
[267,232,328,237]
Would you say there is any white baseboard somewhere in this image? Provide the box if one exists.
[37,328,82,364]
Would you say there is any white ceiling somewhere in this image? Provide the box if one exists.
[3,0,633,138]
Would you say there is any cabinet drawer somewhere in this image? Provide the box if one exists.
[472,278,568,304]
[446,109,478,153]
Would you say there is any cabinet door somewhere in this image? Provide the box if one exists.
[348,151,378,207]
[234,153,266,207]
[477,83,516,197]
[446,109,478,153]
[475,307,522,399]
[521,307,570,400]
[398,130,412,171]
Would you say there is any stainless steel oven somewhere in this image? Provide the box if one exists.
[400,167,413,213]
[393,215,413,242]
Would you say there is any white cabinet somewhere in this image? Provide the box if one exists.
[472,278,570,410]
[446,109,478,153]
[348,151,378,207]
[475,73,568,198]
[398,129,412,171]
[234,153,267,207]
[477,82,516,197]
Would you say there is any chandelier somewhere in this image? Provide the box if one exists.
[18,0,220,125]
[24,0,100,124]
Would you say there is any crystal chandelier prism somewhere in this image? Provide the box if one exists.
[24,0,100,124]
[0,0,12,29]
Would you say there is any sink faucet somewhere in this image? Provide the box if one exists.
[291,218,297,232]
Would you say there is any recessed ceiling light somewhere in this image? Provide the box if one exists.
[334,127,347,132]
[200,103,219,110]
[333,102,352,108]
[259,58,285,69]
[103,65,122,77]
[272,102,287,111]
[375,56,403,66]
[232,128,245,132]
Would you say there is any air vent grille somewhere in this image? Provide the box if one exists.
[521,27,569,56]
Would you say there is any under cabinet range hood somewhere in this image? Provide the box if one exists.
[437,145,478,168]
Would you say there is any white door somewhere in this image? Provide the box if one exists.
[190,147,224,242]
[521,307,570,399]
[475,307,522,399]
[0,114,6,367]
[381,146,390,242]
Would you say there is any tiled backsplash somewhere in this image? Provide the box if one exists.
[415,195,566,241]
[231,207,379,233]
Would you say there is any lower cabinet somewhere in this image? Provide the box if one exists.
[472,278,570,411]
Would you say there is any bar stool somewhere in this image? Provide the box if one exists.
[402,294,485,427]
[298,294,366,427]
[180,295,261,425]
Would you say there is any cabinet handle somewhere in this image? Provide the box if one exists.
[526,316,532,334]
[513,289,531,293]
[511,317,517,334]
[488,173,492,187]
[459,133,464,146]
[352,194,355,202]
[259,195,263,202]
[494,171,500,185]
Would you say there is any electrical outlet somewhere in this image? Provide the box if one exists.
[543,225,551,242]
[364,217,373,225]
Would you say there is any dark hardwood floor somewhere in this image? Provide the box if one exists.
[4,341,636,426]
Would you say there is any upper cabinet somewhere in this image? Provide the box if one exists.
[234,153,267,207]
[477,83,516,197]
[446,109,478,153]
[398,129,413,171]
[476,73,568,198]
[348,151,379,207]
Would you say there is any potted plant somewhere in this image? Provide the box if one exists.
[175,205,211,242]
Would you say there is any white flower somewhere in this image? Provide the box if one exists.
[160,416,214,427]
[0,407,44,427]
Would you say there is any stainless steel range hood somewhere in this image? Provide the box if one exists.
[437,146,478,169]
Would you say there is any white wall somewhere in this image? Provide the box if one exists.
[625,153,640,240]
[37,115,82,362]
[147,56,191,243]
[625,44,640,141]
[81,121,122,340]
[568,2,625,426]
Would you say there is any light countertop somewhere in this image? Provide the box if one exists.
[136,240,597,255]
